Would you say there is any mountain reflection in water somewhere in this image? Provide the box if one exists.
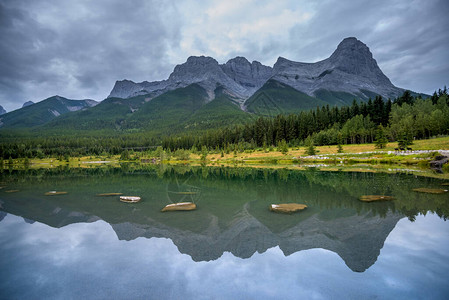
[1,165,448,273]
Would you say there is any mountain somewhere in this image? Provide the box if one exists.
[0,37,419,133]
[0,105,5,115]
[45,84,251,134]
[109,56,272,107]
[109,37,405,109]
[43,93,149,131]
[0,96,97,128]
[271,37,403,104]
[22,101,34,108]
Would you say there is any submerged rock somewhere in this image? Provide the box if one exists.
[412,188,448,194]
[161,202,196,212]
[270,203,307,213]
[359,195,395,202]
[45,191,68,196]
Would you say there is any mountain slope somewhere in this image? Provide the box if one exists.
[42,84,250,135]
[182,89,252,130]
[0,96,97,128]
[0,105,5,115]
[125,84,209,133]
[44,93,150,131]
[245,80,327,116]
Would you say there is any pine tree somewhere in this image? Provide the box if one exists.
[375,125,388,149]
[337,144,343,153]
[277,139,289,155]
[397,132,413,150]
[305,137,317,156]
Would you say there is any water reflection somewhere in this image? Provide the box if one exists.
[1,213,448,299]
[1,166,448,274]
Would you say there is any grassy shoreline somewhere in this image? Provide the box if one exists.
[3,136,449,179]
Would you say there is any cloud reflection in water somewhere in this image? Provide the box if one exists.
[0,213,449,299]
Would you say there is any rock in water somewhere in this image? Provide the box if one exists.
[119,196,141,203]
[161,202,196,212]
[96,193,123,196]
[413,188,448,194]
[359,195,395,202]
[270,203,307,213]
[45,191,68,196]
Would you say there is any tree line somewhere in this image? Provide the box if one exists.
[1,88,448,159]
[162,89,449,151]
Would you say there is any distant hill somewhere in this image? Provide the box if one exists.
[0,96,97,128]
[0,105,5,115]
[44,84,251,135]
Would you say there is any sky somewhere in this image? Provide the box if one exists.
[0,0,448,112]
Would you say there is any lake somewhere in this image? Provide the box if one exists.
[1,165,449,299]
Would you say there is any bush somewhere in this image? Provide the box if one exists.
[174,149,190,160]
[277,139,289,155]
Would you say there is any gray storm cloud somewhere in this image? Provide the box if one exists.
[0,0,448,112]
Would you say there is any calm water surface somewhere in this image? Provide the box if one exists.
[1,166,449,299]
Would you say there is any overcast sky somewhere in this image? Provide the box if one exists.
[1,0,448,112]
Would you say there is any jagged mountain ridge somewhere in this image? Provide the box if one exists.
[0,105,6,115]
[109,55,272,105]
[109,37,404,105]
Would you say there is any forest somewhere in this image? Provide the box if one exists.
[162,88,449,151]
[0,88,448,159]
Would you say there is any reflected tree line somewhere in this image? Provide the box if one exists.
[2,165,448,221]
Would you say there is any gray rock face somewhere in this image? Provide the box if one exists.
[108,37,405,105]
[22,101,34,108]
[110,79,169,99]
[0,105,6,115]
[272,37,403,100]
[109,56,272,104]
[221,56,273,93]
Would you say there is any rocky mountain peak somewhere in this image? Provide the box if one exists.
[108,37,404,104]
[328,37,389,82]
[22,101,34,108]
[330,38,372,63]
[221,57,272,89]
[168,56,221,82]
